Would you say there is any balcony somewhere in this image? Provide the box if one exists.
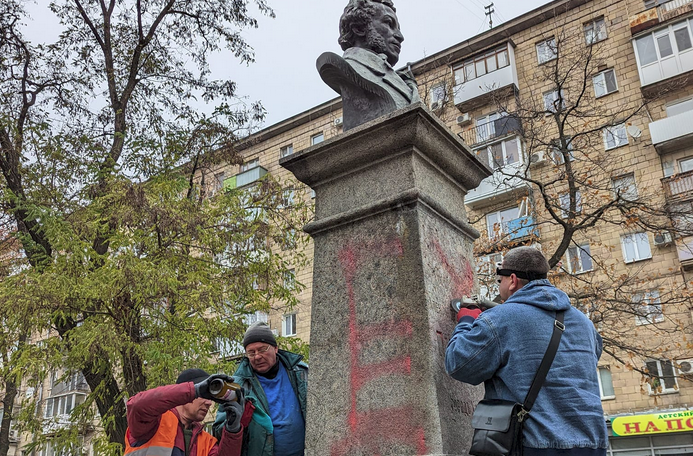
[649,110,693,153]
[459,116,522,147]
[662,169,693,201]
[224,166,268,191]
[629,0,693,34]
[505,215,539,241]
[465,160,528,208]
[453,45,519,112]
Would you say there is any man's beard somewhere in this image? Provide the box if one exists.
[365,26,399,66]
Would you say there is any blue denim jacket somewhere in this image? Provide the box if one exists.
[446,280,608,450]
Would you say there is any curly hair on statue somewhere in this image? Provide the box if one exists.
[338,0,396,51]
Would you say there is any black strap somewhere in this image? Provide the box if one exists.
[521,310,566,413]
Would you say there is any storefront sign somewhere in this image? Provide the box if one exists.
[612,410,693,436]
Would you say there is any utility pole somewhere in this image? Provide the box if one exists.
[484,3,495,29]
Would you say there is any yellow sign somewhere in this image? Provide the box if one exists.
[612,410,693,436]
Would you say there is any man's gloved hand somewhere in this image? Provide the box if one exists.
[221,396,245,433]
[194,373,234,402]
[457,306,482,323]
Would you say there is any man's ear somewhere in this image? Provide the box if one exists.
[351,23,367,38]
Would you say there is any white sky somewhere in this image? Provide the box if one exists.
[25,0,551,128]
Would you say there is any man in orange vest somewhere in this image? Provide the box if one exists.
[125,368,252,456]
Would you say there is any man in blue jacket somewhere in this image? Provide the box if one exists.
[446,246,608,455]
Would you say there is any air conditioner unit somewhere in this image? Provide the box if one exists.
[654,231,673,246]
[456,113,471,125]
[530,151,547,166]
[8,429,18,442]
[333,117,343,127]
[677,358,693,375]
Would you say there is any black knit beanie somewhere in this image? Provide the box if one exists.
[176,368,210,384]
[243,322,277,348]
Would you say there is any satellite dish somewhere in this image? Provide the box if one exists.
[627,125,642,139]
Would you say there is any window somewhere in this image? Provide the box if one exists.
[429,84,447,108]
[453,45,510,84]
[598,366,615,399]
[536,38,558,64]
[477,137,520,170]
[283,269,295,289]
[611,173,638,201]
[243,311,269,326]
[476,253,504,300]
[543,90,566,113]
[282,314,297,336]
[550,137,575,164]
[593,69,618,98]
[559,191,582,218]
[486,202,527,238]
[279,144,294,158]
[645,359,678,394]
[635,20,693,86]
[279,189,295,209]
[633,290,664,325]
[621,232,652,263]
[475,112,501,143]
[311,133,324,145]
[584,17,607,44]
[666,97,693,117]
[566,244,593,274]
[603,123,628,150]
[240,158,259,172]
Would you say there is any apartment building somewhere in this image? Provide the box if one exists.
[6,0,693,454]
[197,0,693,453]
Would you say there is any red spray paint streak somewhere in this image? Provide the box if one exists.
[330,239,427,456]
[432,239,474,300]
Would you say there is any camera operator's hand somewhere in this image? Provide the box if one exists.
[221,396,245,433]
[457,306,482,323]
[193,373,234,402]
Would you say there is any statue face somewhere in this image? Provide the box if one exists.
[364,3,404,66]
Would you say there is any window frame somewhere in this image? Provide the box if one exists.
[559,191,582,218]
[429,83,447,108]
[240,158,259,172]
[633,290,664,325]
[566,244,593,274]
[453,45,511,84]
[282,313,297,337]
[593,68,618,98]
[584,17,608,45]
[645,359,678,394]
[603,123,629,150]
[485,200,528,238]
[611,173,638,201]
[311,132,324,145]
[597,366,616,400]
[543,89,566,113]
[621,232,652,263]
[634,19,693,85]
[536,37,558,64]
[279,144,294,159]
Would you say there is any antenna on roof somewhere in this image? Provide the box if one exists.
[484,3,495,29]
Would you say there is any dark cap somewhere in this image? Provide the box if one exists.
[176,368,210,384]
[243,322,277,348]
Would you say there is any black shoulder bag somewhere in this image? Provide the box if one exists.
[469,310,566,456]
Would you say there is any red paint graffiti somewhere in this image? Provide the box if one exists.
[330,239,427,456]
[432,239,474,300]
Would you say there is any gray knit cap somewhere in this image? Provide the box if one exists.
[242,322,277,348]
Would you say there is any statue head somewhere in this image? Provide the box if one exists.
[338,0,404,67]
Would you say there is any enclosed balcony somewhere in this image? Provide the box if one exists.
[465,159,528,209]
[676,236,693,269]
[224,166,268,191]
[458,115,522,148]
[504,215,539,241]
[453,43,519,112]
[649,110,693,153]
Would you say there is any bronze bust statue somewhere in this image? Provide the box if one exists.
[317,0,420,131]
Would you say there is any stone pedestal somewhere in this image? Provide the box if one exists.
[281,103,492,456]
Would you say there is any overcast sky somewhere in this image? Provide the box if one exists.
[25,0,551,128]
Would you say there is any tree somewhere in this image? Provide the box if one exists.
[0,0,310,453]
[419,17,692,391]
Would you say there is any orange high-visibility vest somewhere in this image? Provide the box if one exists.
[124,410,217,456]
